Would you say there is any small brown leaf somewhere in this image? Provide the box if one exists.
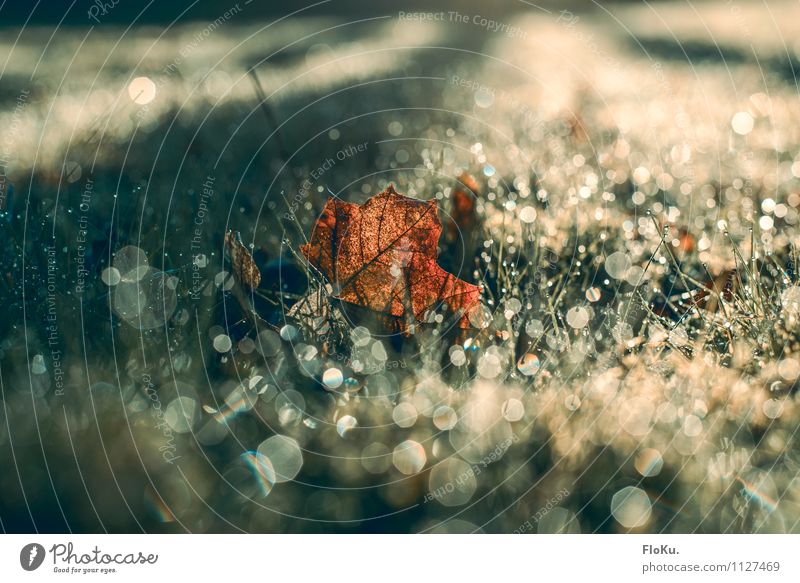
[446,172,479,244]
[224,231,261,289]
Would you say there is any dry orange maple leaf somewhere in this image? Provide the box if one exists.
[300,185,482,329]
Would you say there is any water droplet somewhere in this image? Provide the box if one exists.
[635,449,664,477]
[605,251,632,280]
[322,368,344,390]
[336,415,358,437]
[566,306,590,329]
[257,435,303,483]
[213,334,232,353]
[520,206,537,223]
[280,325,298,342]
[731,111,754,135]
[392,440,426,475]
[611,486,652,528]
[433,406,458,430]
[517,353,540,376]
[428,457,477,506]
[128,76,156,105]
[501,398,524,422]
[392,402,418,428]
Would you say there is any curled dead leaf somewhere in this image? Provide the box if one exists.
[224,230,261,289]
[300,185,482,330]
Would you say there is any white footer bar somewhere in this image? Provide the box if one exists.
[1,534,796,582]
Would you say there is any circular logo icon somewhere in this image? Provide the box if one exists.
[20,543,46,571]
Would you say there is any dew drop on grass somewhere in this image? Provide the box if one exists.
[525,319,544,338]
[477,353,502,378]
[371,341,388,362]
[612,322,634,343]
[780,286,800,316]
[433,406,457,430]
[336,415,358,437]
[350,326,371,347]
[731,111,754,135]
[213,334,232,353]
[657,403,678,424]
[101,267,121,286]
[517,353,540,376]
[165,396,199,433]
[605,251,632,280]
[565,394,581,411]
[245,375,267,394]
[223,384,257,417]
[275,389,305,416]
[393,440,426,474]
[463,337,480,352]
[214,271,235,291]
[545,331,567,351]
[295,343,318,362]
[128,76,156,105]
[240,451,275,498]
[778,358,800,381]
[585,287,601,302]
[468,304,492,329]
[520,206,537,223]
[388,121,403,136]
[449,346,467,367]
[361,443,391,474]
[474,88,494,108]
[618,397,654,436]
[538,508,580,534]
[112,269,177,329]
[501,398,524,422]
[256,330,282,357]
[31,354,47,374]
[428,457,477,506]
[762,399,784,419]
[322,368,344,389]
[683,414,703,437]
[392,402,418,428]
[625,265,645,286]
[257,435,303,483]
[611,486,652,528]
[505,298,522,316]
[238,337,255,354]
[280,325,298,342]
[566,306,589,329]
[635,449,664,477]
[113,245,148,282]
